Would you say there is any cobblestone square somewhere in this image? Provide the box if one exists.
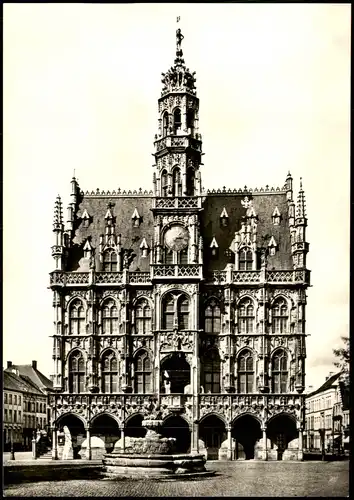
[4,461,349,497]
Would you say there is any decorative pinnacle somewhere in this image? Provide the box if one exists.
[296,178,307,218]
[53,195,63,227]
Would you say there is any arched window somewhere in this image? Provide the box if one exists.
[135,299,152,334]
[101,350,118,393]
[178,296,189,330]
[272,298,288,333]
[161,169,168,197]
[172,167,182,197]
[186,167,195,196]
[187,108,194,136]
[103,249,118,272]
[176,247,188,264]
[163,246,174,264]
[205,299,221,334]
[237,350,254,393]
[272,350,288,393]
[239,248,253,271]
[162,112,169,137]
[69,300,85,335]
[162,293,190,330]
[102,299,119,334]
[173,108,181,134]
[134,350,152,393]
[238,298,255,334]
[163,294,175,330]
[69,351,85,393]
[203,349,221,393]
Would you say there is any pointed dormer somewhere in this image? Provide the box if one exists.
[153,25,203,199]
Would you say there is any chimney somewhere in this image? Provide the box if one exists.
[7,361,12,369]
[32,360,37,370]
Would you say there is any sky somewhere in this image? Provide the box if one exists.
[4,3,350,390]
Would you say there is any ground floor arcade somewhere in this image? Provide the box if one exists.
[49,410,303,461]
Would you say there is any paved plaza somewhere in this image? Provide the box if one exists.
[4,460,349,497]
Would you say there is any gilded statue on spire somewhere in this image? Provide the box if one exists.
[176,28,184,55]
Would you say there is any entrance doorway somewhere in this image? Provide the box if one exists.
[161,415,190,453]
[267,415,298,460]
[232,415,262,460]
[199,415,226,460]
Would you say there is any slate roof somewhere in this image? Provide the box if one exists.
[7,364,53,393]
[68,189,293,273]
[4,370,44,396]
[307,372,341,397]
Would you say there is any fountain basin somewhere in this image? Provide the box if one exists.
[102,452,207,479]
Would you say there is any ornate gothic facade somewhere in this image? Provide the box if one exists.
[49,28,310,461]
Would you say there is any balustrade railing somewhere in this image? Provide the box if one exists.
[128,272,151,284]
[154,197,199,209]
[152,264,201,278]
[95,272,123,284]
[233,271,261,283]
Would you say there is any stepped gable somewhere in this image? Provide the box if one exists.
[71,194,155,272]
[201,190,292,272]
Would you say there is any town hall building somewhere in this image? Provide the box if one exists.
[48,27,310,461]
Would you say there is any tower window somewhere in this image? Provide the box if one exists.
[134,350,152,393]
[205,299,221,334]
[186,167,195,196]
[102,299,119,334]
[272,298,288,333]
[163,112,169,137]
[173,108,182,134]
[172,167,182,196]
[69,299,85,335]
[178,296,189,330]
[187,108,195,136]
[239,248,253,271]
[238,298,255,334]
[203,349,221,393]
[69,351,85,393]
[272,350,288,393]
[135,299,152,334]
[162,293,190,330]
[101,350,118,393]
[237,350,254,393]
[103,249,118,272]
[161,170,168,197]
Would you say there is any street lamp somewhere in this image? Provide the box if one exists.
[319,411,325,461]
[10,429,15,461]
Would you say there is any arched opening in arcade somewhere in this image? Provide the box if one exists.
[267,414,298,460]
[56,414,86,459]
[199,415,226,460]
[160,353,190,394]
[90,414,120,454]
[125,414,146,439]
[160,415,191,454]
[232,414,262,460]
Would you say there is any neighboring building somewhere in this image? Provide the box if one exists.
[6,360,54,432]
[304,371,350,453]
[4,368,47,450]
[4,361,52,450]
[48,27,310,461]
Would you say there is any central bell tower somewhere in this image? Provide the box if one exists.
[153,28,203,198]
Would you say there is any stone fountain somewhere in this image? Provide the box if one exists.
[102,401,208,479]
